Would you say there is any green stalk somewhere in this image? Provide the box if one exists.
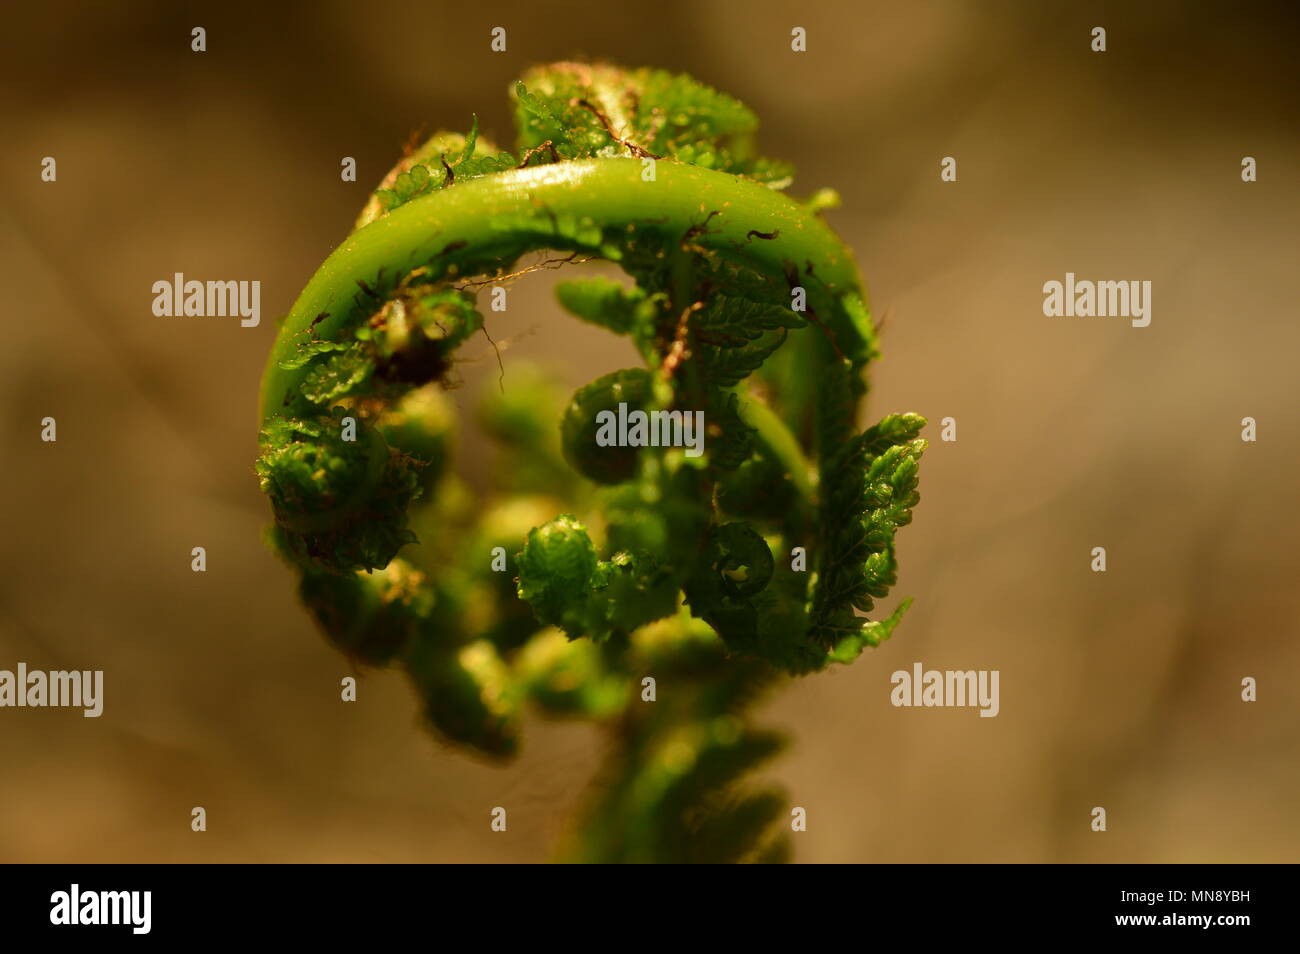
[733,392,815,504]
[260,158,867,422]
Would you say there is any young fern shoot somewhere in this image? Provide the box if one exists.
[255,62,926,862]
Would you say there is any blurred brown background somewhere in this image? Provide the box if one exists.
[2,0,1297,863]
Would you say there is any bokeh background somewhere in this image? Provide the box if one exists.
[2,0,1297,862]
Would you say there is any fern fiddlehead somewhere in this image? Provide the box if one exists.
[255,62,926,862]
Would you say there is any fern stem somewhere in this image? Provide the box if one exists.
[261,158,866,422]
[732,392,815,506]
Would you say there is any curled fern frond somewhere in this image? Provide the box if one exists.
[255,61,926,863]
